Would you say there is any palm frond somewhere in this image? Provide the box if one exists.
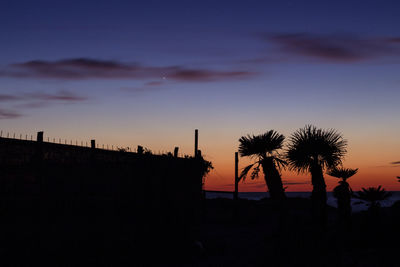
[239,163,255,182]
[354,186,392,203]
[274,157,288,170]
[250,165,260,180]
[286,125,347,173]
[328,167,358,180]
[239,130,285,158]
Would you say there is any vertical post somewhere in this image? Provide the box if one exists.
[194,129,198,157]
[137,145,143,154]
[91,140,96,149]
[174,147,179,157]
[234,152,239,201]
[37,131,44,142]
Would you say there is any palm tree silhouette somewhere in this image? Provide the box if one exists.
[328,167,358,226]
[286,125,347,226]
[354,186,391,211]
[238,130,286,200]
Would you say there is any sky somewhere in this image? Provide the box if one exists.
[1,0,399,192]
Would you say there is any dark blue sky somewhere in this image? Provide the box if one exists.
[2,0,400,63]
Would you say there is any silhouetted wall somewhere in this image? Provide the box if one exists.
[0,137,204,263]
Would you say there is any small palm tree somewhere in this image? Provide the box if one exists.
[328,167,358,183]
[354,186,392,211]
[328,167,358,225]
[286,125,347,226]
[238,130,286,200]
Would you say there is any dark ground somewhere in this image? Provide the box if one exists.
[1,197,399,266]
[191,197,400,267]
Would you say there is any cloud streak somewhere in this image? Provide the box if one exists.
[0,58,255,82]
[283,181,308,185]
[0,91,86,103]
[0,91,86,119]
[391,161,400,166]
[265,33,400,62]
[0,108,21,119]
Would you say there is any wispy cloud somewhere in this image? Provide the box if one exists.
[144,81,164,87]
[0,94,20,102]
[391,161,400,167]
[0,91,86,103]
[0,91,86,119]
[264,33,400,62]
[26,91,87,102]
[283,181,308,185]
[0,58,255,82]
[387,37,400,43]
[0,108,21,119]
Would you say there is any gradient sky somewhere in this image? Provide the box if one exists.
[1,0,399,191]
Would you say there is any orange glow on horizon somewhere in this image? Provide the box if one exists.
[203,145,400,192]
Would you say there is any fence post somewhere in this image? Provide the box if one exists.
[35,131,45,236]
[234,152,239,201]
[194,129,198,157]
[91,140,96,149]
[174,147,179,157]
[37,131,44,142]
[137,145,143,154]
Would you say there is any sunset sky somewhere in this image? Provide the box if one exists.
[1,0,399,191]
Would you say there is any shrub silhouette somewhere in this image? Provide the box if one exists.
[354,186,391,211]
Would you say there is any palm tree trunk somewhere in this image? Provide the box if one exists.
[334,181,352,229]
[261,159,286,200]
[310,163,327,228]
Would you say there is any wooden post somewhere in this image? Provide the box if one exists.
[174,147,179,157]
[37,131,44,142]
[137,145,143,154]
[91,140,96,149]
[234,152,239,201]
[194,129,198,157]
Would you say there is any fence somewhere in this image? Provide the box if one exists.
[0,130,187,157]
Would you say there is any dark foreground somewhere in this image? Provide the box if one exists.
[1,197,399,266]
[198,198,400,267]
